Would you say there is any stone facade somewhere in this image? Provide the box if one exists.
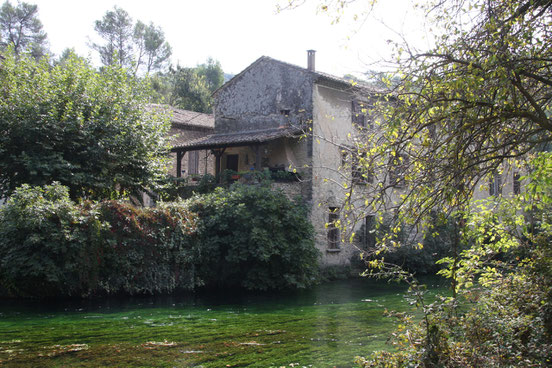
[170,54,522,267]
[171,55,378,266]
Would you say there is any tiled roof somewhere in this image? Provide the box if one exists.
[148,104,214,129]
[171,126,303,151]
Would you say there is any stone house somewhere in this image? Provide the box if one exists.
[159,105,215,179]
[171,51,379,266]
[140,106,214,207]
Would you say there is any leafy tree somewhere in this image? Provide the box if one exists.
[133,20,172,75]
[0,0,47,58]
[298,0,552,231]
[92,6,134,68]
[287,0,552,365]
[152,63,220,113]
[0,49,170,200]
[197,57,224,92]
[92,6,172,75]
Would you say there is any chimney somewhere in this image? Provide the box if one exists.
[307,50,316,71]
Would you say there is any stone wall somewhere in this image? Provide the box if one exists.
[214,57,314,133]
[311,83,359,266]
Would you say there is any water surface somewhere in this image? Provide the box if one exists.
[0,277,447,367]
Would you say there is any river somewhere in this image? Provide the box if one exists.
[0,277,447,367]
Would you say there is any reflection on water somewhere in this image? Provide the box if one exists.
[0,277,448,368]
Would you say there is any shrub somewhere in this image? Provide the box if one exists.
[96,200,199,295]
[0,183,198,298]
[0,183,103,297]
[188,184,319,290]
[0,183,319,297]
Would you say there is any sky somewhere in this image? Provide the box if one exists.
[30,0,428,77]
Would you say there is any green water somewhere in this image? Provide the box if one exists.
[0,278,447,368]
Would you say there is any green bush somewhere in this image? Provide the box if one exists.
[188,184,319,290]
[0,183,320,297]
[0,183,103,297]
[356,155,552,367]
[0,183,198,298]
[95,200,199,295]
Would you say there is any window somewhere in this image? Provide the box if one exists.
[389,153,409,188]
[352,99,368,128]
[342,147,373,185]
[513,172,521,195]
[327,207,340,250]
[489,171,502,196]
[188,151,199,175]
[352,152,373,185]
[428,124,436,139]
[363,215,376,248]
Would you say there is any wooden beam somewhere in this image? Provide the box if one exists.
[255,145,262,171]
[176,151,183,178]
[215,153,221,178]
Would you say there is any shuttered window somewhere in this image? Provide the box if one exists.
[328,207,340,249]
[188,151,199,175]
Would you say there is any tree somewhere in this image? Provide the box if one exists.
[0,0,47,58]
[197,57,224,92]
[286,0,552,365]
[0,49,170,200]
[92,6,134,68]
[133,21,172,75]
[300,0,552,244]
[92,6,172,75]
[151,60,224,113]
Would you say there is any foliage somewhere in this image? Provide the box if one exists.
[356,154,552,367]
[0,183,319,297]
[95,200,199,295]
[133,20,172,74]
[196,58,225,93]
[0,183,198,298]
[0,48,170,200]
[92,6,171,74]
[357,213,459,275]
[92,6,134,68]
[328,0,552,237]
[151,59,225,113]
[0,183,104,297]
[0,0,47,58]
[187,184,319,290]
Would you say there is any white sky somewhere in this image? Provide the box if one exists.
[30,0,429,77]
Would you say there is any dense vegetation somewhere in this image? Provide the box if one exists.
[357,154,552,367]
[0,183,198,298]
[187,184,319,290]
[0,48,170,200]
[0,183,318,298]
